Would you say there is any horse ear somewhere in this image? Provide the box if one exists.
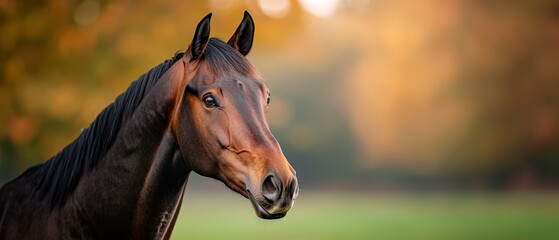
[190,13,212,60]
[227,11,255,56]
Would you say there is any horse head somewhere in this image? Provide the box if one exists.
[172,12,298,219]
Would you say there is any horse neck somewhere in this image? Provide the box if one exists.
[131,131,190,239]
[66,63,191,238]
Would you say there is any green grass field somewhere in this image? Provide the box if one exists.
[171,191,559,240]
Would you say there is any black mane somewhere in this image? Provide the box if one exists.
[18,38,251,209]
[21,52,184,208]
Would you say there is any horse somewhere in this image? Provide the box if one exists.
[0,11,298,239]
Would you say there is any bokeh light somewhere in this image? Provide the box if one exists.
[298,0,340,17]
[258,0,291,18]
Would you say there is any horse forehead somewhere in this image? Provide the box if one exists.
[218,74,266,94]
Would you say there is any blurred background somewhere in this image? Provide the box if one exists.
[1,0,559,239]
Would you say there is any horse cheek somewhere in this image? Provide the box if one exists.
[212,116,230,149]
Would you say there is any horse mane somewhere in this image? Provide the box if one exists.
[19,38,251,209]
[21,52,184,208]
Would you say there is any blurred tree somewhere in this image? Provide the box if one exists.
[344,0,559,188]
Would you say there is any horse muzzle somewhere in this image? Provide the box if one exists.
[247,173,299,219]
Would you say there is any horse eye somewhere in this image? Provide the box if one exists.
[266,95,271,105]
[203,94,218,108]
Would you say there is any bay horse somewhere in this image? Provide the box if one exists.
[0,11,298,239]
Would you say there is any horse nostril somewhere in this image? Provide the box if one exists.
[288,177,299,199]
[261,174,281,202]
